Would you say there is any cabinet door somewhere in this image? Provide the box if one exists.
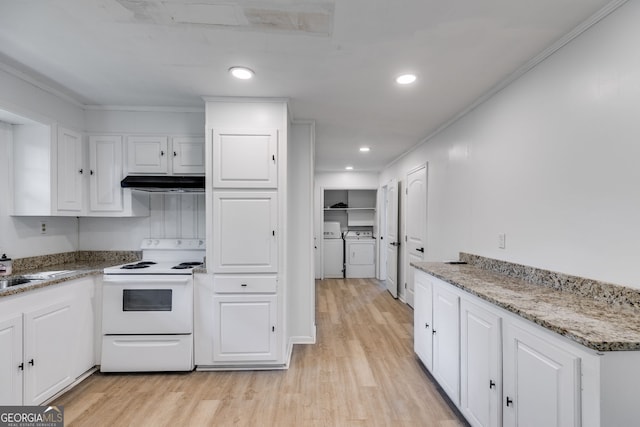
[460,299,502,427]
[23,300,74,406]
[212,129,277,188]
[0,315,23,405]
[89,135,123,212]
[503,321,580,427]
[56,127,84,213]
[212,192,278,273]
[413,271,433,371]
[432,283,460,405]
[172,137,205,174]
[213,294,279,363]
[126,136,168,174]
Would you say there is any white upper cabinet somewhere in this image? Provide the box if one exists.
[11,120,87,216]
[126,135,204,175]
[126,136,169,174]
[89,135,123,212]
[172,136,205,174]
[56,127,84,213]
[212,191,278,273]
[212,129,278,188]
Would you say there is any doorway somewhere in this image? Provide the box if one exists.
[404,164,428,307]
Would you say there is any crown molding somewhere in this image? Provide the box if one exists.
[83,105,205,113]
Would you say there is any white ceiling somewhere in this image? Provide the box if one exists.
[0,0,616,172]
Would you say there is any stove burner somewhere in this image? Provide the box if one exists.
[121,261,157,270]
[171,262,203,270]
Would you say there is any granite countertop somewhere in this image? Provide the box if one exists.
[0,261,115,298]
[412,261,640,352]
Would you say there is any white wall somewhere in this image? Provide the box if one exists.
[380,1,640,289]
[288,121,316,343]
[314,171,379,278]
[0,68,84,258]
[79,108,206,250]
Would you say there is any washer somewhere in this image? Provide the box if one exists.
[323,222,344,278]
[344,231,376,278]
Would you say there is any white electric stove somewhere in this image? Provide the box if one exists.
[101,238,205,372]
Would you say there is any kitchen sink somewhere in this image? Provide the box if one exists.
[21,270,74,280]
[0,277,39,289]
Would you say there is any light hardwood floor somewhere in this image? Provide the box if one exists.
[54,278,465,426]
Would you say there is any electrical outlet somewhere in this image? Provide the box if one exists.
[40,222,47,235]
[498,233,506,249]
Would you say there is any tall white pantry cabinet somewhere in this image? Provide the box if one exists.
[196,99,289,368]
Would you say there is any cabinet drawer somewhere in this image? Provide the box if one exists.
[214,275,277,293]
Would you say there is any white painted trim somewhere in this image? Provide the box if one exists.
[202,96,290,104]
[84,105,205,113]
[384,0,629,171]
[43,366,98,405]
[0,61,86,108]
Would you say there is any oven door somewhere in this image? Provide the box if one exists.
[102,275,193,334]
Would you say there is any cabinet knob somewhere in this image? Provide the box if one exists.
[432,329,437,335]
[78,168,83,174]
[489,380,496,389]
[173,151,177,157]
[241,283,247,287]
[416,247,424,253]
[425,323,429,329]
[506,396,513,407]
[18,362,24,371]
[28,359,34,366]
[161,150,165,156]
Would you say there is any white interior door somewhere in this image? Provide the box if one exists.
[384,179,399,298]
[405,164,427,307]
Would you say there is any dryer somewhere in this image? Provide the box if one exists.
[344,230,376,278]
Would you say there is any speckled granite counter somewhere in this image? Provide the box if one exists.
[0,251,141,298]
[412,259,640,352]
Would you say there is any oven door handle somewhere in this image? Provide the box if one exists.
[102,276,191,285]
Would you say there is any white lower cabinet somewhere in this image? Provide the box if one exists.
[0,314,22,405]
[503,320,580,427]
[0,278,95,405]
[413,274,433,370]
[432,283,460,405]
[194,273,283,367]
[213,294,278,363]
[413,269,592,427]
[460,299,502,427]
[23,300,75,405]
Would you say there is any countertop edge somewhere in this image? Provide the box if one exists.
[412,262,640,352]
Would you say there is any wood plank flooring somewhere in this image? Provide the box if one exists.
[54,278,465,426]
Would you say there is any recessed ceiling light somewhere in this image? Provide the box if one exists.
[345,166,354,170]
[395,74,417,85]
[229,66,254,80]
[359,147,370,152]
